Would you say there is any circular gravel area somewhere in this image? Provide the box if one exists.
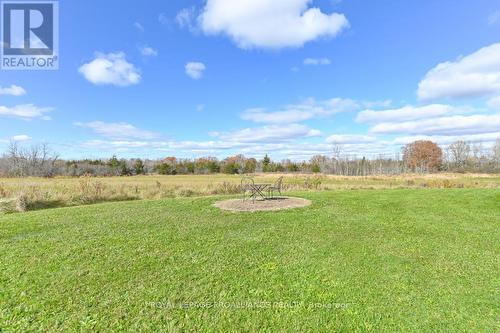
[214,197,312,212]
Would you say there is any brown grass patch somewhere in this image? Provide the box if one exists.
[214,196,312,212]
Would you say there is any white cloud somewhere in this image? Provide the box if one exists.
[303,57,331,66]
[362,100,392,109]
[139,46,158,57]
[0,104,52,120]
[488,11,500,25]
[77,137,402,160]
[326,134,377,144]
[176,7,197,32]
[167,140,238,150]
[356,104,459,123]
[199,0,349,49]
[76,121,159,140]
[79,52,141,87]
[185,62,206,79]
[82,140,164,149]
[78,138,394,159]
[417,43,500,101]
[210,124,321,143]
[158,13,169,25]
[392,132,500,146]
[487,96,500,110]
[242,107,312,124]
[242,98,359,124]
[11,135,32,142]
[0,85,26,96]
[196,104,205,112]
[370,114,500,136]
[134,22,145,32]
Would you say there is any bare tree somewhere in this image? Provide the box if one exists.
[2,142,59,177]
[494,139,500,162]
[448,140,471,169]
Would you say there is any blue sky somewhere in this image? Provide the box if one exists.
[1,0,500,160]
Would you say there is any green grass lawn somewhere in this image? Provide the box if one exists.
[1,189,499,332]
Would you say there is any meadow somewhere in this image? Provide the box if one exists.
[1,189,499,331]
[1,173,499,213]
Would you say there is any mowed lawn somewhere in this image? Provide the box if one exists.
[1,189,499,332]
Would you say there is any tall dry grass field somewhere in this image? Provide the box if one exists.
[0,173,499,213]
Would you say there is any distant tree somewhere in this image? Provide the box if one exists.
[164,157,177,164]
[311,164,321,173]
[155,163,173,175]
[222,155,244,174]
[119,159,131,176]
[243,158,257,174]
[403,140,443,172]
[274,163,284,172]
[4,142,59,177]
[207,160,220,173]
[448,141,471,168]
[133,159,145,175]
[494,138,500,161]
[262,154,271,172]
[185,161,195,174]
[310,155,328,173]
[222,161,240,174]
[106,155,129,175]
[283,159,300,172]
[156,157,178,175]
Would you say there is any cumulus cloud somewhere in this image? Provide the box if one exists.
[11,135,32,142]
[417,43,500,101]
[167,140,238,150]
[78,137,401,160]
[303,57,331,66]
[79,52,141,87]
[242,98,359,124]
[0,135,32,144]
[369,114,500,136]
[392,132,500,146]
[80,140,338,158]
[199,0,349,49]
[356,104,460,123]
[326,134,377,144]
[0,104,52,120]
[0,85,26,96]
[76,121,159,140]
[361,100,393,109]
[185,62,206,79]
[210,124,321,143]
[176,7,197,32]
[139,46,158,57]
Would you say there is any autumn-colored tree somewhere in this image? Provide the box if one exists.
[163,156,177,164]
[222,155,244,174]
[403,140,443,172]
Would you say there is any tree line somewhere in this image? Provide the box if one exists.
[1,139,499,177]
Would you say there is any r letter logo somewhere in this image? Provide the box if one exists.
[1,0,58,70]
